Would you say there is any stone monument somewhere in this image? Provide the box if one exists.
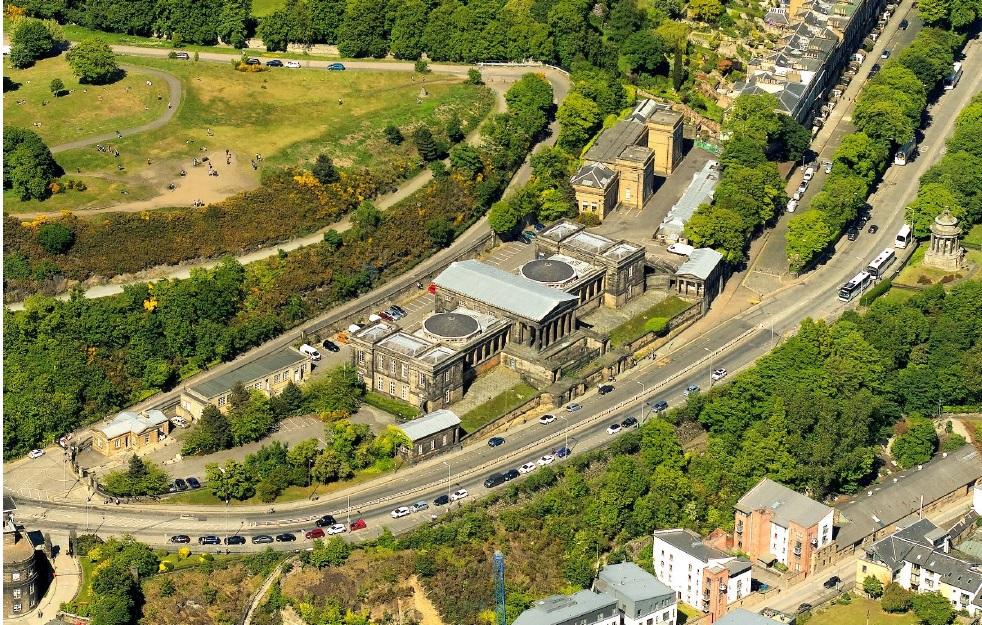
[923,210,964,271]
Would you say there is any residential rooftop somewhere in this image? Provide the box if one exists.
[190,347,307,399]
[735,478,833,528]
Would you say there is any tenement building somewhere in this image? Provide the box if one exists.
[571,99,684,222]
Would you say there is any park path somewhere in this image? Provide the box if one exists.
[242,555,297,625]
[49,64,182,154]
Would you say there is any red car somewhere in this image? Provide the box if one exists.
[349,518,367,531]
[304,528,325,539]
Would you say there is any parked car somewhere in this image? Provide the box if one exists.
[786,199,798,213]
[606,423,622,435]
[450,489,469,502]
[275,533,297,542]
[824,160,833,174]
[488,436,505,448]
[305,528,326,539]
[870,63,881,77]
[391,304,407,316]
[519,462,537,474]
[711,368,728,382]
[537,454,555,466]
[171,416,189,428]
[28,449,44,459]
[802,166,815,182]
[565,403,582,412]
[797,603,813,614]
[792,189,803,202]
[322,339,340,352]
[823,576,841,589]
[170,535,191,544]
[315,514,337,527]
[598,384,614,395]
[683,384,700,397]
[621,416,638,428]
[433,494,450,506]
[252,535,274,544]
[174,51,190,60]
[648,400,669,413]
[538,414,556,425]
[484,474,506,488]
[327,62,346,71]
[245,57,261,65]
[502,468,520,481]
[327,524,347,535]
[350,518,367,531]
[868,224,879,234]
[410,501,429,513]
[555,446,572,458]
[198,535,221,545]
[881,49,891,59]
[391,506,411,518]
[900,18,909,28]
[266,59,284,67]
[667,243,694,256]
[225,535,246,545]
[286,60,302,68]
[174,478,188,491]
[378,310,394,321]
[797,182,808,195]
[847,227,859,241]
[186,477,201,489]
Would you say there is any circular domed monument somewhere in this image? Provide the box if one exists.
[520,258,576,286]
[422,312,481,342]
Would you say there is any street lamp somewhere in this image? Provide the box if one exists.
[704,347,714,386]
[441,461,451,504]
[347,494,351,527]
[557,414,570,454]
[633,380,646,425]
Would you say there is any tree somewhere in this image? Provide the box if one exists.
[556,91,601,152]
[950,0,982,28]
[206,460,254,500]
[726,93,782,143]
[384,125,404,145]
[218,0,250,48]
[351,200,383,236]
[619,30,668,77]
[337,0,388,57]
[66,40,120,84]
[882,583,914,613]
[488,199,524,235]
[446,113,464,143]
[905,183,964,238]
[774,114,811,162]
[257,10,291,51]
[413,127,440,161]
[467,68,483,84]
[688,0,724,21]
[183,404,231,454]
[425,217,455,247]
[863,575,884,598]
[671,44,685,91]
[3,126,62,201]
[922,151,982,225]
[684,204,749,263]
[912,592,955,625]
[538,187,574,221]
[853,99,915,147]
[311,153,339,185]
[37,222,76,254]
[10,19,57,69]
[303,364,363,415]
[917,0,952,24]
[49,78,65,96]
[786,210,834,273]
[256,465,291,502]
[449,144,484,177]
[389,0,427,59]
[891,416,938,468]
[309,536,352,567]
[833,132,888,186]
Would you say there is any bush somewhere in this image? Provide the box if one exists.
[882,582,913,612]
[37,222,75,254]
[364,391,419,420]
[49,78,65,96]
[859,279,893,305]
[65,40,120,84]
[414,58,430,73]
[384,125,404,145]
[863,575,884,598]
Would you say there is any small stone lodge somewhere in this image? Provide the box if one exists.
[671,248,725,313]
[178,347,310,420]
[92,409,170,457]
[395,409,462,460]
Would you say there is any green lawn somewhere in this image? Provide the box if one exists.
[608,296,693,347]
[460,383,538,433]
[809,597,918,625]
[879,287,918,305]
[364,391,420,420]
[64,555,96,613]
[964,224,982,250]
[5,55,492,213]
[3,56,169,147]
[252,0,287,16]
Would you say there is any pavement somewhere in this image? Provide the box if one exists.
[5,533,80,625]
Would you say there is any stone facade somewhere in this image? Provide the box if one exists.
[3,504,46,618]
[923,210,964,271]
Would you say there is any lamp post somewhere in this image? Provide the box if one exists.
[441,461,451,503]
[557,414,570,454]
[347,494,351,527]
[634,380,646,425]
[704,347,714,386]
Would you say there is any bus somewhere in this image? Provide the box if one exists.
[894,140,917,166]
[867,248,896,278]
[944,62,963,90]
[838,271,873,302]
[895,224,912,249]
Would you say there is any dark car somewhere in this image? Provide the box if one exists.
[186,477,201,489]
[847,227,859,241]
[869,63,881,77]
[555,446,571,458]
[305,528,326,539]
[327,62,346,71]
[170,535,191,544]
[322,339,340,352]
[391,305,407,316]
[275,533,297,542]
[252,535,274,544]
[350,518,367,531]
[174,478,188,491]
[868,224,879,234]
[900,18,909,28]
[484,473,507,488]
[488,436,505,448]
[225,535,246,545]
[266,59,284,67]
[824,576,841,589]
[502,468,520,481]
[598,384,614,395]
[434,494,450,506]
[198,535,221,545]
[621,416,638,428]
[648,400,669,413]
[797,603,813,614]
[315,514,337,527]
[245,57,261,65]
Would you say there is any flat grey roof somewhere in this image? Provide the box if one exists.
[585,118,647,165]
[675,248,723,281]
[596,562,674,603]
[397,409,460,441]
[191,347,307,399]
[379,332,433,357]
[433,260,577,322]
[654,529,729,563]
[716,608,782,625]
[513,590,618,625]
[658,160,719,241]
[735,478,832,528]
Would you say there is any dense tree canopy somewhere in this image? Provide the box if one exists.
[3,126,62,201]
[66,40,120,84]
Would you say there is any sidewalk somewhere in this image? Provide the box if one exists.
[13,541,81,625]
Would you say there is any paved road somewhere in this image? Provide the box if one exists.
[47,64,183,154]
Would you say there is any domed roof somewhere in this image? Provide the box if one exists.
[932,210,961,235]
[422,312,480,339]
[520,259,576,285]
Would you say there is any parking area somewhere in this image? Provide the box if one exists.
[3,447,87,504]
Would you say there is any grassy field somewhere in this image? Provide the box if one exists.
[965,224,982,249]
[609,296,693,347]
[879,287,918,305]
[809,597,918,625]
[252,0,287,16]
[5,55,493,213]
[894,243,978,287]
[460,382,538,433]
[3,55,169,146]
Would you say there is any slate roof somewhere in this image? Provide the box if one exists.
[571,162,618,190]
[836,448,982,548]
[513,590,618,625]
[657,160,719,242]
[98,410,169,439]
[716,608,783,625]
[584,119,647,165]
[191,348,307,399]
[595,562,674,603]
[654,529,730,563]
[735,478,832,528]
[675,248,724,281]
[397,410,461,442]
[433,260,577,322]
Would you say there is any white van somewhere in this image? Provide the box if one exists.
[300,344,321,360]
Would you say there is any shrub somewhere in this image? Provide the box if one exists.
[882,582,913,612]
[49,78,64,96]
[384,125,404,145]
[859,279,893,305]
[36,222,75,254]
[414,58,430,73]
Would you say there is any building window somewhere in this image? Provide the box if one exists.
[218,396,227,407]
[418,372,426,387]
[862,565,867,573]
[114,439,121,448]
[273,373,280,383]
[12,572,20,581]
[144,434,150,444]
[390,360,397,375]
[402,384,409,400]
[12,603,21,613]
[358,350,365,364]
[376,377,384,391]
[402,363,409,379]
[445,390,451,403]
[390,381,396,395]
[444,371,450,383]
[13,589,21,599]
